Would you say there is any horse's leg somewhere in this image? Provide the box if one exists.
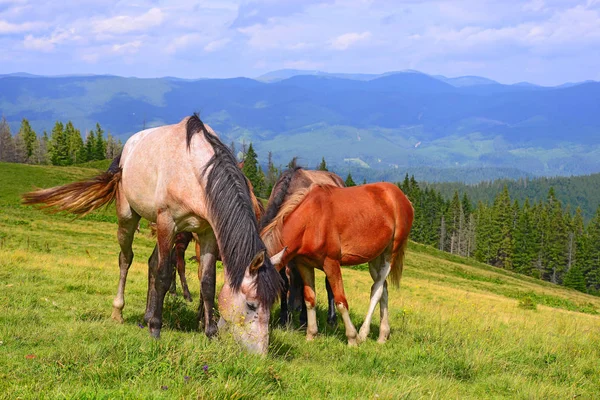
[358,254,390,343]
[378,281,390,343]
[111,211,141,323]
[169,250,177,296]
[197,232,218,338]
[325,277,337,326]
[296,263,318,341]
[148,214,176,338]
[194,235,205,329]
[278,267,290,327]
[323,257,358,346]
[175,232,193,302]
[145,245,158,324]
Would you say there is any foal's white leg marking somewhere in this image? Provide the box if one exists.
[337,302,358,346]
[305,301,318,341]
[358,259,391,343]
[378,281,390,343]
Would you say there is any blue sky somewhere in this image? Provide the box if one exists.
[0,0,598,85]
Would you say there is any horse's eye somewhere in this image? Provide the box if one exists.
[246,302,258,312]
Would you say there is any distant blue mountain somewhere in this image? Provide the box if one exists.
[1,70,599,178]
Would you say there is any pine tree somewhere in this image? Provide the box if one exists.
[65,121,83,164]
[362,178,367,185]
[84,131,96,161]
[18,118,37,161]
[49,121,70,166]
[584,206,600,292]
[32,131,50,165]
[0,117,15,162]
[264,151,279,197]
[345,173,356,187]
[318,157,328,171]
[94,123,106,160]
[563,264,587,292]
[241,143,263,196]
[13,130,27,163]
[544,188,568,283]
[513,199,536,275]
[286,157,298,169]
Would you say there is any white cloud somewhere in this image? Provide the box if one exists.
[329,31,371,50]
[204,38,231,52]
[112,40,142,55]
[23,29,78,52]
[0,20,44,34]
[166,33,203,54]
[93,7,164,35]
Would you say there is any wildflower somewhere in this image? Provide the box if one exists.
[161,385,168,391]
[203,364,209,372]
[138,323,144,329]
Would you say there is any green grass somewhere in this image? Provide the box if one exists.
[1,162,600,399]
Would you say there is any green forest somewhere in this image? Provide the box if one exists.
[0,117,121,166]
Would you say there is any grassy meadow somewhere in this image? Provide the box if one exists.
[1,162,600,399]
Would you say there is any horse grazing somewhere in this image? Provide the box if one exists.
[23,114,283,355]
[261,183,413,345]
[261,166,344,326]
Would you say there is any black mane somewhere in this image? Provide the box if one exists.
[259,167,301,230]
[186,113,281,307]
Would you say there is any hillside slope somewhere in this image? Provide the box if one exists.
[1,163,599,398]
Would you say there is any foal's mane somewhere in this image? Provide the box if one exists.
[186,113,281,307]
[260,184,316,255]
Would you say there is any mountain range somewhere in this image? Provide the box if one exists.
[1,69,599,180]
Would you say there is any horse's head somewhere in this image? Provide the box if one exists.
[218,248,285,355]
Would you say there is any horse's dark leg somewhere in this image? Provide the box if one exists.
[169,251,177,295]
[148,215,175,339]
[144,246,158,324]
[194,237,205,329]
[174,232,193,302]
[198,232,218,338]
[326,278,337,326]
[287,262,307,326]
[278,268,290,326]
[111,212,141,323]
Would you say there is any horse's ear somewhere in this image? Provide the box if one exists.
[249,250,265,273]
[269,247,286,267]
[238,161,244,170]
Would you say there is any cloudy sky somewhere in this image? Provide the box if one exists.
[0,0,598,85]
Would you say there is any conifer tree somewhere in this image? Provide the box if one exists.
[563,264,587,292]
[84,131,96,161]
[94,123,106,160]
[318,157,328,171]
[19,118,37,161]
[0,117,15,162]
[49,121,70,166]
[345,173,356,187]
[13,129,27,163]
[265,151,279,197]
[65,121,83,164]
[241,143,263,196]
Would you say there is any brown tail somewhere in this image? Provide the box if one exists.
[22,155,122,217]
[389,238,408,287]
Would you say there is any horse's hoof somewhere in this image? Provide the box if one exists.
[377,337,388,344]
[111,310,124,324]
[306,335,316,342]
[149,328,161,339]
[347,339,358,347]
[327,317,338,327]
[205,324,218,338]
[183,293,193,302]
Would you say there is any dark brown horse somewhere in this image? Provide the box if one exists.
[260,167,344,326]
[23,114,284,354]
[261,183,413,345]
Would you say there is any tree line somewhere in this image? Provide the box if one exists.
[0,117,122,166]
[400,175,600,295]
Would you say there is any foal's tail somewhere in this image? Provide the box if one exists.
[22,155,122,217]
[389,188,415,288]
